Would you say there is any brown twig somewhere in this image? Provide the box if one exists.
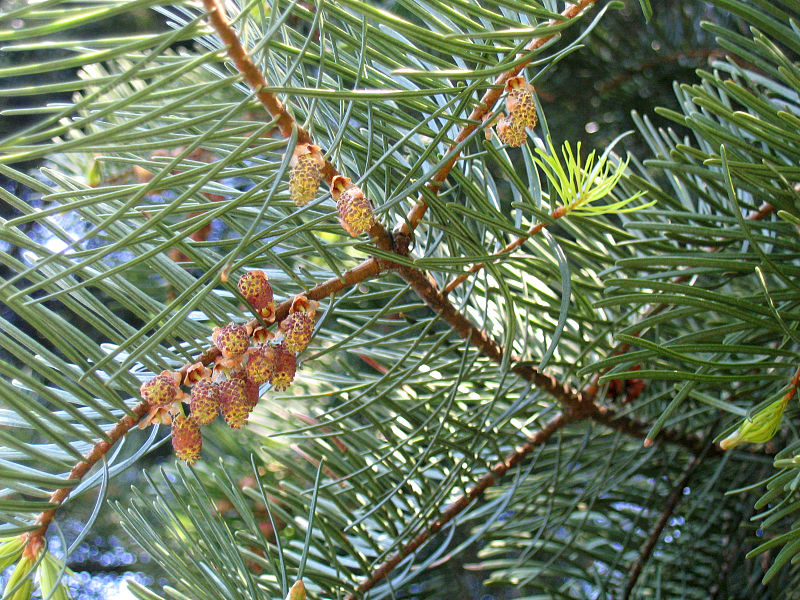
[622,447,708,599]
[23,402,151,551]
[202,0,295,141]
[442,206,566,296]
[344,412,572,600]
[392,256,714,455]
[201,0,394,253]
[397,0,599,237]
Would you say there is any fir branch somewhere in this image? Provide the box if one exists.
[343,411,573,600]
[622,446,709,599]
[397,0,600,237]
[24,0,400,551]
[14,0,726,580]
[442,206,566,296]
[21,257,386,553]
[198,0,662,454]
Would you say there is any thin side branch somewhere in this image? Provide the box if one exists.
[24,402,150,550]
[397,0,598,237]
[442,206,566,296]
[179,257,386,381]
[344,411,572,600]
[622,448,708,599]
[202,0,296,140]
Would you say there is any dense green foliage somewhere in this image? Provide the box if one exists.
[1,1,799,598]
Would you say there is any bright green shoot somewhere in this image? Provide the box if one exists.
[533,137,653,216]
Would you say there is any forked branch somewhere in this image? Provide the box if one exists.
[346,263,715,598]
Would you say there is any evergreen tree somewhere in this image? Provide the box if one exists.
[0,1,798,598]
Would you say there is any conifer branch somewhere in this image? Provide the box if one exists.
[21,258,387,553]
[397,0,599,237]
[622,447,708,599]
[23,1,399,550]
[16,0,723,576]
[392,259,714,454]
[346,263,714,597]
[343,411,573,600]
[442,206,566,296]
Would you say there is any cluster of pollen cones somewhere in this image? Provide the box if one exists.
[139,270,318,464]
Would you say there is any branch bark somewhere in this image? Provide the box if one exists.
[201,0,394,253]
[344,412,572,600]
[24,402,150,549]
[397,0,598,237]
[392,256,715,455]
[622,447,709,599]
